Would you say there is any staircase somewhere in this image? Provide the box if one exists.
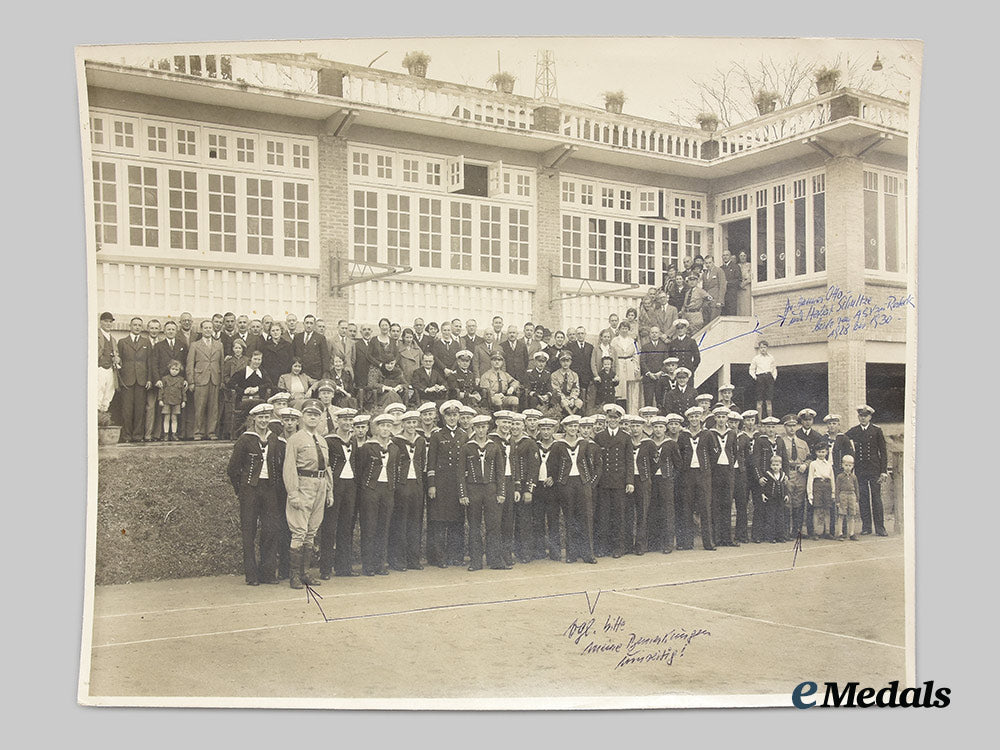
[691,316,760,388]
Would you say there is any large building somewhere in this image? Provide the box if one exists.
[82,49,912,420]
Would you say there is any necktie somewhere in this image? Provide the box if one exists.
[497,372,503,391]
[327,411,335,434]
[305,333,310,345]
[312,434,326,471]
[791,440,798,461]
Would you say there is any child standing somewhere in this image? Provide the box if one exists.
[807,443,836,539]
[760,454,789,543]
[836,454,862,541]
[159,359,186,441]
[748,340,778,418]
[592,355,620,411]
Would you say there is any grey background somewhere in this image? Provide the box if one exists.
[7,0,990,742]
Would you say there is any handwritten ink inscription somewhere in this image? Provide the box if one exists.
[777,285,915,340]
[563,616,711,669]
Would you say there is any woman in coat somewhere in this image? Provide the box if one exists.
[260,322,293,388]
[396,328,423,382]
[277,357,316,408]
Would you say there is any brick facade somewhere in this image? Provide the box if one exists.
[317,133,350,325]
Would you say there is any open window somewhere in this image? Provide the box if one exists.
[488,160,504,197]
[445,155,490,197]
[446,156,464,193]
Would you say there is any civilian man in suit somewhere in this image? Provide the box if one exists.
[461,318,484,353]
[141,319,164,441]
[412,318,433,352]
[701,255,727,324]
[176,311,196,348]
[569,327,594,411]
[354,323,375,390]
[431,322,461,376]
[151,321,188,439]
[639,326,669,410]
[186,319,224,440]
[411,352,449,405]
[845,405,889,536]
[293,314,330,380]
[501,326,529,385]
[117,316,152,443]
[329,319,356,377]
[97,311,119,418]
[472,330,499,380]
[593,404,636,558]
[665,319,701,374]
[720,249,743,316]
[231,315,253,355]
[219,312,237,356]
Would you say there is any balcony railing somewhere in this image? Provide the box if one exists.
[559,106,709,160]
[89,52,908,164]
[717,89,908,157]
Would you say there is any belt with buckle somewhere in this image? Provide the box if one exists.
[297,469,326,478]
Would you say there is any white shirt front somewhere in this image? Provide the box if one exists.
[566,442,581,477]
[538,445,551,482]
[716,432,730,465]
[690,436,701,469]
[377,445,389,483]
[340,443,354,479]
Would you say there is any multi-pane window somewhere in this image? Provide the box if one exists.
[813,175,826,273]
[588,218,608,280]
[479,204,502,273]
[450,201,473,271]
[168,169,199,250]
[662,226,679,271]
[773,185,786,280]
[674,197,686,218]
[127,165,158,247]
[353,190,378,263]
[508,208,529,275]
[267,140,285,167]
[376,154,393,180]
[386,194,411,266]
[580,183,594,206]
[562,181,575,203]
[402,159,419,183]
[352,150,368,176]
[721,194,748,216]
[637,224,656,285]
[516,174,531,197]
[619,189,632,211]
[863,170,904,273]
[92,161,117,245]
[426,162,442,186]
[114,120,135,149]
[793,179,807,277]
[292,143,310,169]
[689,199,703,220]
[562,214,582,277]
[207,133,228,160]
[601,187,615,209]
[147,125,168,154]
[236,137,255,164]
[176,128,197,156]
[208,173,237,252]
[418,197,442,268]
[246,178,274,255]
[91,117,105,146]
[613,220,632,283]
[755,189,768,282]
[685,228,702,261]
[283,182,309,258]
[639,191,656,214]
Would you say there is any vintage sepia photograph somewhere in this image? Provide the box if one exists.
[76,35,920,708]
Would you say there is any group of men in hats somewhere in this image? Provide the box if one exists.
[227,384,891,586]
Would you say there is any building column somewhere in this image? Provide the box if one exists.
[533,166,562,332]
[317,132,351,326]
[824,154,867,418]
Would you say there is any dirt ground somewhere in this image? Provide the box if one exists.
[83,534,906,707]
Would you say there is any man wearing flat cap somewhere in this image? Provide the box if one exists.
[845,406,889,536]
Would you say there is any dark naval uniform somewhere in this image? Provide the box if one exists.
[426,424,468,566]
[390,432,427,570]
[844,422,889,535]
[593,426,636,558]
[648,437,681,552]
[458,439,506,569]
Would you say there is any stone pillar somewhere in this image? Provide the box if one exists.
[317,132,351,326]
[533,167,562,332]
[824,155,868,418]
[531,105,561,134]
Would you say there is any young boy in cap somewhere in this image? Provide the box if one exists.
[425,400,468,567]
[760,454,790,543]
[593,404,636,558]
[356,413,401,575]
[459,414,507,570]
[835,454,861,541]
[320,408,359,578]
[845,405,889,536]
[807,442,836,539]
[282,398,334,589]
[677,406,719,551]
[647,415,681,553]
[227,403,280,585]
[389,411,427,571]
[709,405,739,547]
[750,416,788,543]
[553,414,598,563]
[592,355,620,411]
[158,359,187,441]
